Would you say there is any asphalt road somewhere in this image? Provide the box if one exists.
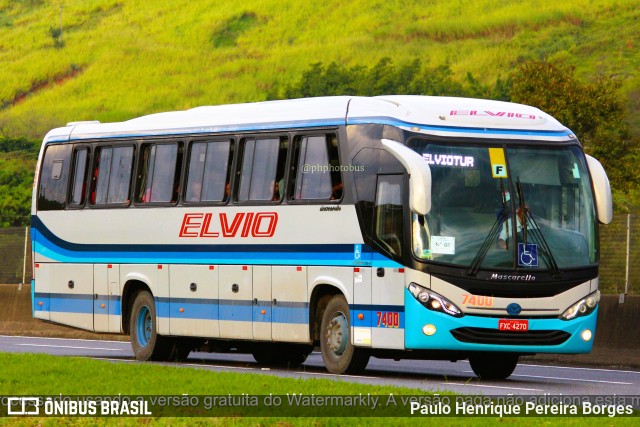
[2,335,639,398]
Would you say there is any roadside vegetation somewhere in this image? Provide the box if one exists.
[0,353,637,425]
[0,0,638,224]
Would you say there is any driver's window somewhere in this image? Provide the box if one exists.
[374,175,404,257]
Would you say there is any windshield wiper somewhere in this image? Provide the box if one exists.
[516,178,561,278]
[468,179,509,276]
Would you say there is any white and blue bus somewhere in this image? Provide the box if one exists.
[31,96,612,379]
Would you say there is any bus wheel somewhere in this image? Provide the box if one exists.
[253,344,311,368]
[320,295,369,374]
[469,353,519,380]
[130,290,172,361]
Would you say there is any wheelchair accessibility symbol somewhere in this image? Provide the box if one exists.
[518,243,538,267]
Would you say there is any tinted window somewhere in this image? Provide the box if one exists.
[375,175,404,257]
[137,143,182,204]
[237,137,286,202]
[185,140,232,203]
[37,144,72,211]
[69,148,89,206]
[289,134,342,201]
[91,146,134,205]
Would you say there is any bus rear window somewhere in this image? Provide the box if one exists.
[37,144,72,211]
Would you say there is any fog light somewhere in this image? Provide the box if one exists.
[423,324,437,336]
[581,329,592,342]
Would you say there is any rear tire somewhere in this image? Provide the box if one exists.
[130,290,189,361]
[469,353,519,380]
[320,295,369,374]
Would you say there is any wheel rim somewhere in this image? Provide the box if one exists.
[136,305,152,347]
[326,311,348,356]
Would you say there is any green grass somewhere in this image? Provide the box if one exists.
[0,353,637,425]
[0,0,638,138]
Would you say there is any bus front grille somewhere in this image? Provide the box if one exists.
[450,327,571,346]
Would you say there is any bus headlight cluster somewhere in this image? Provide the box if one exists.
[408,283,463,318]
[560,290,600,320]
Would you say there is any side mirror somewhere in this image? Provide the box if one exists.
[585,154,613,224]
[381,139,431,215]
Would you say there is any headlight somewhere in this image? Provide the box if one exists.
[408,283,463,318]
[560,290,600,320]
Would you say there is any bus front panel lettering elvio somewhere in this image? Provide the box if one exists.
[31,95,612,379]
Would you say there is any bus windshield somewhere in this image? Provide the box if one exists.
[408,141,598,271]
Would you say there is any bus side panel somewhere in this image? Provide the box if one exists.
[272,266,308,342]
[371,268,405,349]
[253,266,272,341]
[108,264,121,333]
[352,266,372,347]
[169,264,219,338]
[219,265,253,340]
[32,262,50,321]
[93,264,109,332]
[45,263,94,331]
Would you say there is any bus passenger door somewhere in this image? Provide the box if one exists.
[169,265,219,338]
[272,266,308,342]
[253,266,272,341]
[219,265,253,339]
[371,268,405,349]
[371,174,406,349]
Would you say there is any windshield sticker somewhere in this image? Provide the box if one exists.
[489,148,508,178]
[431,236,455,255]
[572,163,581,179]
[422,153,474,168]
[518,243,539,267]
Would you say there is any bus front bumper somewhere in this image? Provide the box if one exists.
[404,289,597,354]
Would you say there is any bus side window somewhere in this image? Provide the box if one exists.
[185,140,233,203]
[91,145,134,206]
[136,143,182,204]
[237,137,287,203]
[68,147,89,207]
[288,134,342,201]
[37,144,72,211]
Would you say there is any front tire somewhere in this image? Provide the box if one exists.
[320,295,369,374]
[469,353,519,380]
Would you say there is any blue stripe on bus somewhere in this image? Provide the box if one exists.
[36,293,402,328]
[60,118,348,142]
[31,217,402,268]
[351,304,405,329]
[347,116,575,138]
[46,116,574,143]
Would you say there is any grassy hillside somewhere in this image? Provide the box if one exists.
[0,0,638,139]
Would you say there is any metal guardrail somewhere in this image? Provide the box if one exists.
[1,215,638,295]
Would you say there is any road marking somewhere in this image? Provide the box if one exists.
[0,335,127,344]
[14,343,123,351]
[511,373,634,385]
[300,372,379,379]
[183,363,255,371]
[463,369,634,385]
[443,382,544,392]
[518,363,640,375]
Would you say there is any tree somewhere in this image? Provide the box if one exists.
[509,61,638,195]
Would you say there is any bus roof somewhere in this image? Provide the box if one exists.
[44,96,575,143]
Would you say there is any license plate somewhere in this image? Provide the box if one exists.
[498,319,529,331]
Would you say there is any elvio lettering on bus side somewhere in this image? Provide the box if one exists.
[179,212,278,238]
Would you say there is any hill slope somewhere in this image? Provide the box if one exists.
[0,0,638,138]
